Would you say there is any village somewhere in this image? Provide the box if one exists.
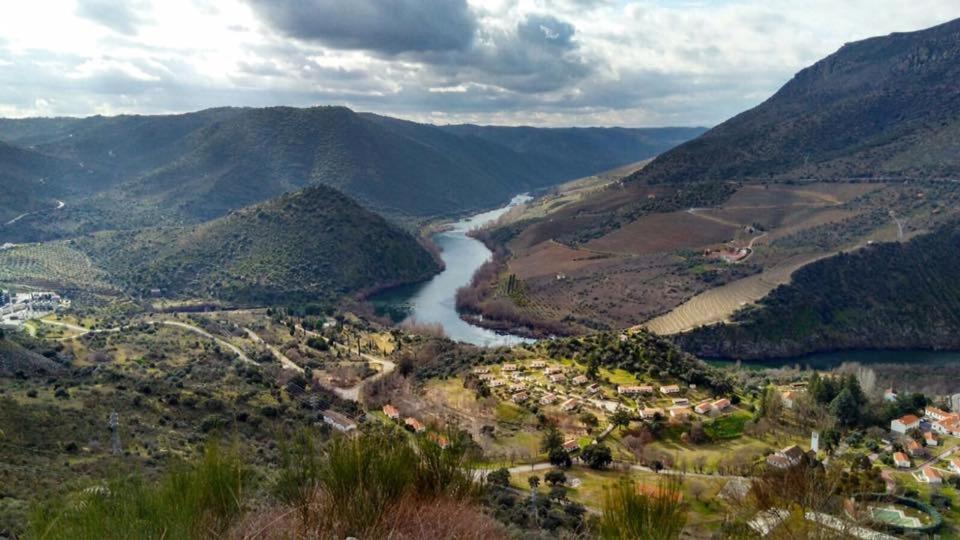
[0,288,68,329]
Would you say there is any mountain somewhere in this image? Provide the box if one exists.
[631,17,960,185]
[464,18,960,343]
[675,220,960,359]
[428,122,705,185]
[73,184,441,306]
[0,107,703,242]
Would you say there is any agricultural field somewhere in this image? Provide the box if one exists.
[476,180,960,336]
[0,241,115,293]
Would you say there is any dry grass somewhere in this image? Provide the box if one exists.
[231,495,508,540]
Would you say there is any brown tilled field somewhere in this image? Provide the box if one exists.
[585,210,740,256]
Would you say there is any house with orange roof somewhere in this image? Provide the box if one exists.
[891,414,920,434]
[893,452,911,468]
[405,417,426,433]
[781,390,799,409]
[712,398,731,411]
[924,431,938,447]
[918,466,942,484]
[934,416,960,436]
[382,404,400,420]
[694,401,713,415]
[906,439,925,458]
[950,458,960,474]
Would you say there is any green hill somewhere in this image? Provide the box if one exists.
[74,184,441,306]
[632,17,960,185]
[675,221,960,359]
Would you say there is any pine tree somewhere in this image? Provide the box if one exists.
[830,388,860,427]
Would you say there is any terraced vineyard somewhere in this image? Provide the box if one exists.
[0,242,115,292]
[642,254,819,334]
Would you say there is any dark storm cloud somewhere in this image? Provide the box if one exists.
[75,0,147,35]
[247,0,477,54]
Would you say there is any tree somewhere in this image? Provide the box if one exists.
[687,422,709,445]
[487,468,510,487]
[579,412,599,429]
[760,385,783,419]
[528,475,540,490]
[549,484,567,501]
[545,470,567,486]
[611,408,631,432]
[540,425,564,454]
[549,448,573,469]
[842,373,865,406]
[829,388,860,427]
[582,443,613,470]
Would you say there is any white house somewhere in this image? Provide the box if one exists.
[890,414,920,434]
[893,452,911,468]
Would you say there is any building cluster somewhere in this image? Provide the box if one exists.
[1,290,68,328]
[381,404,449,448]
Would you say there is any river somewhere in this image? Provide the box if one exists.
[371,194,535,347]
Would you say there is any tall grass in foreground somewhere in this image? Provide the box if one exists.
[599,475,687,540]
[28,441,249,540]
[283,428,482,538]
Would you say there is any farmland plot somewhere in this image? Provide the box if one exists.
[0,242,114,292]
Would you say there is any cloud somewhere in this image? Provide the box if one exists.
[75,0,148,35]
[247,0,477,54]
[0,0,957,126]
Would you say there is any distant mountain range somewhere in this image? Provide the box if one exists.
[0,106,703,242]
[73,184,440,306]
[630,17,960,185]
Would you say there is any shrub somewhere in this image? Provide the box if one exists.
[28,441,249,540]
[599,476,686,539]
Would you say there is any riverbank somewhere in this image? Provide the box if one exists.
[368,194,535,347]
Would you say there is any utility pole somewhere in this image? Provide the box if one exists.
[109,411,121,455]
[309,394,318,420]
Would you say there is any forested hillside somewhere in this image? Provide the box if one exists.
[74,184,440,306]
[631,17,960,185]
[675,221,960,359]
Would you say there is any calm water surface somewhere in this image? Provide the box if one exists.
[372,194,534,347]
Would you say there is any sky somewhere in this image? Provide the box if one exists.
[0,0,956,127]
